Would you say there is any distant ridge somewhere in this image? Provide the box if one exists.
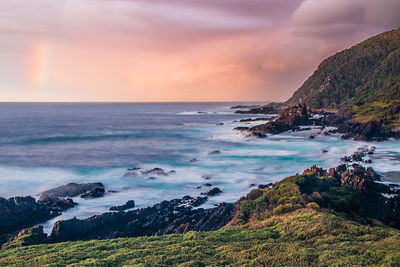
[287,28,400,124]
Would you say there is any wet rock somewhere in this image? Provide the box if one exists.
[202,175,212,180]
[110,200,135,211]
[249,184,256,188]
[249,104,311,135]
[246,132,267,138]
[80,188,105,199]
[322,150,328,153]
[309,135,315,139]
[234,103,279,115]
[341,134,351,139]
[50,197,235,243]
[323,132,331,136]
[0,196,55,236]
[39,182,105,200]
[189,158,198,163]
[230,105,260,110]
[234,127,250,131]
[209,150,221,155]
[216,123,224,126]
[204,183,212,187]
[204,188,222,197]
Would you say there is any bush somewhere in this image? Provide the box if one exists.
[273,204,302,215]
[246,189,264,201]
[321,186,360,212]
[306,202,320,210]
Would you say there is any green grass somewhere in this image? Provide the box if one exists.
[0,209,399,266]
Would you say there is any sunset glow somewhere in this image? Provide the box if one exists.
[0,0,399,102]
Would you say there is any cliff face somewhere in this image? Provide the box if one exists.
[287,28,400,123]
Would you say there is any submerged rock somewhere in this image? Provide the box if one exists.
[110,200,135,211]
[80,187,105,199]
[204,188,222,197]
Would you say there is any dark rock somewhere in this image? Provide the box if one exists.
[239,118,271,122]
[80,188,105,199]
[209,150,221,155]
[230,105,260,110]
[0,196,55,236]
[110,200,136,211]
[196,186,202,189]
[39,182,104,200]
[249,184,256,188]
[234,103,279,115]
[322,150,328,153]
[204,188,222,197]
[204,183,212,187]
[216,123,224,126]
[309,135,315,139]
[189,159,198,163]
[323,132,331,136]
[246,132,267,138]
[202,175,212,180]
[341,134,351,139]
[249,104,311,135]
[234,127,250,131]
[50,197,235,243]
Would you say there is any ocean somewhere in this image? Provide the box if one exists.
[0,102,399,232]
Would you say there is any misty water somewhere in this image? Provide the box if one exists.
[0,103,399,232]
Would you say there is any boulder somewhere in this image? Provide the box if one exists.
[80,187,105,199]
[110,200,136,211]
[39,182,104,200]
[0,196,55,236]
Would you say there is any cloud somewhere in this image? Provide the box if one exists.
[292,0,400,38]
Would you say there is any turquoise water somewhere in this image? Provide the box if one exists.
[0,103,398,232]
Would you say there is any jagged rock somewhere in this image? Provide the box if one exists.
[0,196,55,236]
[204,188,222,197]
[80,188,105,199]
[110,200,136,211]
[234,103,279,114]
[50,197,235,243]
[39,182,105,200]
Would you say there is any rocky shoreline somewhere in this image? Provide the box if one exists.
[1,105,400,249]
[235,103,398,141]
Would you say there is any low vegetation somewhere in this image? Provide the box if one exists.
[0,209,399,266]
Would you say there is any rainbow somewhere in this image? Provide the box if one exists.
[29,41,52,89]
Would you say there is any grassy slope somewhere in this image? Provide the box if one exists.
[286,28,400,123]
[1,210,399,266]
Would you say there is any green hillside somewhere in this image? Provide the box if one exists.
[287,28,400,123]
[0,209,399,266]
[1,165,400,266]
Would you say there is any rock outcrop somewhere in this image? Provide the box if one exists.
[0,196,56,236]
[50,196,235,243]
[39,182,105,200]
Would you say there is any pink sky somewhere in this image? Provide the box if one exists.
[0,0,399,102]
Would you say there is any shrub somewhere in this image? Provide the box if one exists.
[273,203,302,215]
[246,189,264,201]
[306,202,320,210]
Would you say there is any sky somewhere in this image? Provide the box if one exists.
[0,0,399,102]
